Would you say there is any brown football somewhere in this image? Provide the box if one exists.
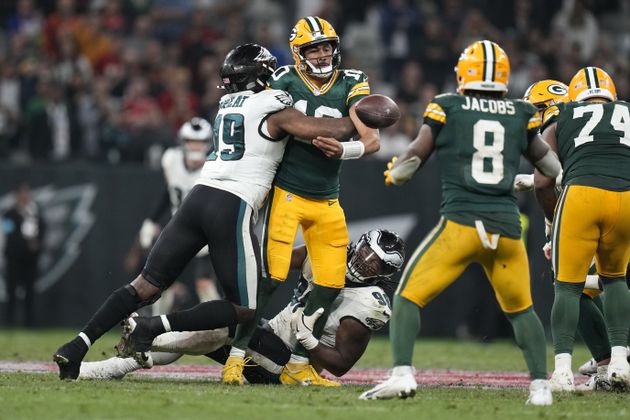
[354,94,401,129]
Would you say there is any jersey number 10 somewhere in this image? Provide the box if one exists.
[208,113,245,161]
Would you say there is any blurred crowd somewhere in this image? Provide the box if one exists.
[0,0,628,164]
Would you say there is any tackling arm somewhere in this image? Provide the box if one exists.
[266,108,356,142]
[307,317,371,377]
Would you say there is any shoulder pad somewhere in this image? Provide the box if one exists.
[268,66,294,89]
[253,89,294,114]
[542,104,561,126]
[341,69,369,82]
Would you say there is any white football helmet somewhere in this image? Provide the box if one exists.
[178,117,213,162]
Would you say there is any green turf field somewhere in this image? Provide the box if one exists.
[1,329,626,420]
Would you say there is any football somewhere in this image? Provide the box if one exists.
[354,94,401,129]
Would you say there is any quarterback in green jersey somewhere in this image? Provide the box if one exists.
[224,16,380,387]
[360,40,562,406]
[534,66,630,392]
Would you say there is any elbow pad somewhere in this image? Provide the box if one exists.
[534,150,562,178]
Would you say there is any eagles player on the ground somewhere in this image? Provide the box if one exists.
[534,66,630,392]
[138,118,222,313]
[360,40,562,406]
[224,15,381,387]
[79,230,405,384]
[53,43,358,380]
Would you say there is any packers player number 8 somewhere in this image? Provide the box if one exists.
[472,119,505,185]
[573,103,630,147]
[208,113,245,161]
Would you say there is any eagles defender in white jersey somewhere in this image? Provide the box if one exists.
[80,230,405,383]
[53,43,357,380]
[138,117,222,311]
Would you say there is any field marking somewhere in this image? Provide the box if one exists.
[1,360,589,388]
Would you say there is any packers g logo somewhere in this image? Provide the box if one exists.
[547,84,567,95]
[289,27,297,42]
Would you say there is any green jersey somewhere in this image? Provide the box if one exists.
[543,101,630,191]
[424,93,541,238]
[268,65,370,199]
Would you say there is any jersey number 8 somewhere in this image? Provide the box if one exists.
[471,119,505,185]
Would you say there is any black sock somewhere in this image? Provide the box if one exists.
[166,299,238,331]
[81,285,142,344]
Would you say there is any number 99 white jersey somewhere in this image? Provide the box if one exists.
[196,89,293,212]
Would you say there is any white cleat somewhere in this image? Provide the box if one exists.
[607,357,630,391]
[526,379,552,406]
[79,357,141,380]
[576,366,611,391]
[359,366,417,400]
[578,358,597,376]
[550,369,575,392]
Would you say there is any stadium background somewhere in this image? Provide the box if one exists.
[0,0,628,339]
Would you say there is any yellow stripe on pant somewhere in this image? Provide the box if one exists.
[264,186,348,288]
[552,185,630,282]
[398,218,533,313]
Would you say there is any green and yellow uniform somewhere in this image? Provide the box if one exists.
[398,93,541,313]
[264,65,370,288]
[543,101,630,282]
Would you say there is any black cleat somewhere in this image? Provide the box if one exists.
[118,316,156,368]
[53,340,86,380]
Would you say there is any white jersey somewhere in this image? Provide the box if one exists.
[268,255,392,351]
[196,89,292,212]
[161,147,209,257]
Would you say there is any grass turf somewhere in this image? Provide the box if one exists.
[1,329,622,420]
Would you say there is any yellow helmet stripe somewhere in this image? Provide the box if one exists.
[481,40,495,82]
[305,16,321,32]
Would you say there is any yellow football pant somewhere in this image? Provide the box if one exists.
[263,186,348,288]
[552,185,630,283]
[397,218,533,313]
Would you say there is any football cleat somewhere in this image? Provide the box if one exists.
[607,357,630,391]
[221,356,256,385]
[280,362,341,387]
[455,40,510,94]
[526,379,552,406]
[550,368,575,392]
[578,358,598,376]
[359,366,417,400]
[53,340,85,380]
[79,357,141,380]
[568,66,616,102]
[118,315,155,368]
[576,366,612,391]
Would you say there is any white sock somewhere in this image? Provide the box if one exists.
[611,346,628,362]
[151,330,230,355]
[289,354,309,364]
[150,352,182,366]
[78,332,92,348]
[555,353,572,371]
[229,347,246,358]
[160,315,172,332]
[392,365,414,376]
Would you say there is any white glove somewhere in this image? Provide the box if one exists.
[544,218,553,239]
[291,307,324,351]
[513,174,534,192]
[542,241,552,261]
[139,219,160,249]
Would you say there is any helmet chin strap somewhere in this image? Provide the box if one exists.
[304,60,334,78]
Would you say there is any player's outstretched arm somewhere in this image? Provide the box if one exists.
[307,318,371,377]
[266,107,356,142]
[385,124,435,186]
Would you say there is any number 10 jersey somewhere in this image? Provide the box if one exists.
[423,93,540,238]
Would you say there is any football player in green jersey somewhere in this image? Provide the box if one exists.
[534,67,630,391]
[223,16,380,386]
[360,40,562,405]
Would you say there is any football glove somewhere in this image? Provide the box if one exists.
[291,307,324,351]
[384,156,398,185]
[513,174,534,192]
[385,156,421,186]
[139,219,160,249]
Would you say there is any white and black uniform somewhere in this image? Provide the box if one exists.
[268,255,392,351]
[142,89,291,308]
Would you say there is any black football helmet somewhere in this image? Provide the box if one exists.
[347,229,405,285]
[220,43,277,94]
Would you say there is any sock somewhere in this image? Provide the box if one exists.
[577,294,611,361]
[289,354,309,364]
[506,307,547,380]
[391,295,421,366]
[551,281,584,355]
[231,277,280,351]
[166,299,238,332]
[601,277,630,347]
[81,285,142,345]
[292,284,341,358]
[229,347,246,358]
